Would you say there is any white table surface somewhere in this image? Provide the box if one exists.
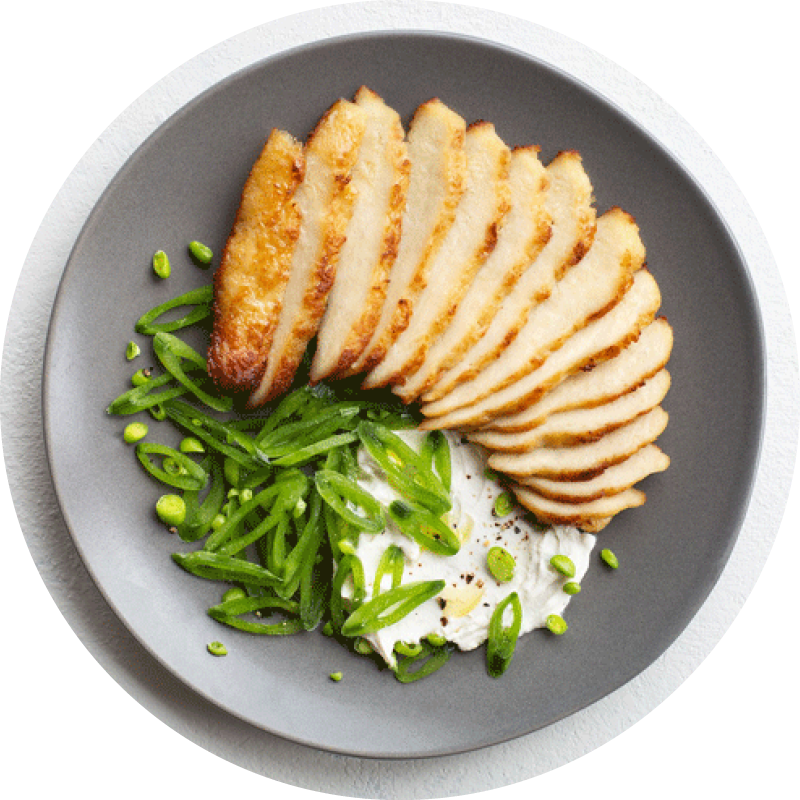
[2,2,798,798]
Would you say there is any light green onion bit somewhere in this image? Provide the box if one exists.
[222,587,247,603]
[207,641,227,657]
[189,240,213,265]
[487,546,516,582]
[493,491,514,517]
[354,638,373,655]
[152,250,170,279]
[123,422,148,444]
[131,369,151,387]
[179,436,205,454]
[126,341,140,360]
[395,641,423,657]
[601,548,619,569]
[563,581,581,595]
[546,614,568,635]
[156,494,186,526]
[211,514,227,530]
[550,554,576,578]
[329,671,343,682]
[426,633,447,647]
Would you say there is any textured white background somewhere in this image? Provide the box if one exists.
[2,1,798,798]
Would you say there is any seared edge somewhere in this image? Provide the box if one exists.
[345,98,467,377]
[249,99,367,406]
[310,87,410,382]
[418,207,645,417]
[470,368,670,451]
[207,129,304,392]
[512,485,646,531]
[521,444,670,503]
[419,269,662,430]
[491,406,669,480]
[485,317,673,433]
[421,151,596,404]
[395,145,551,400]
[366,120,511,390]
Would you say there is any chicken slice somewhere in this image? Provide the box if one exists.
[490,406,669,479]
[364,121,511,389]
[512,485,646,532]
[207,129,304,392]
[485,317,673,433]
[470,369,670,451]
[342,99,467,377]
[309,87,409,382]
[420,151,596,404]
[421,257,658,437]
[248,99,366,406]
[520,444,670,503]
[417,207,644,418]
[392,145,550,401]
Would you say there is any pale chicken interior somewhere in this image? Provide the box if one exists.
[522,445,670,503]
[418,208,645,418]
[365,121,511,389]
[487,317,674,433]
[512,485,647,531]
[492,406,669,478]
[420,268,662,430]
[420,151,596,404]
[310,88,408,382]
[393,145,550,401]
[346,99,467,376]
[470,368,670,451]
[249,99,366,406]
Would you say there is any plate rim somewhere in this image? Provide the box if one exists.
[42,28,767,757]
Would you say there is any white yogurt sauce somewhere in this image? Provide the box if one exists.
[345,430,596,667]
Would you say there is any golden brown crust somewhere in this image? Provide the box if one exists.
[248,100,366,405]
[522,445,670,503]
[484,317,673,433]
[352,99,468,377]
[392,174,509,391]
[471,372,668,451]
[394,145,547,401]
[512,484,646,528]
[428,303,657,432]
[418,269,661,431]
[479,207,644,402]
[207,130,304,393]
[419,150,597,405]
[320,88,411,380]
[369,121,511,392]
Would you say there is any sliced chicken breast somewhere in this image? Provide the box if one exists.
[248,99,367,406]
[470,369,670,451]
[420,151,595,404]
[207,129,304,392]
[343,99,467,377]
[392,145,550,401]
[364,121,511,389]
[420,268,662,430]
[310,87,409,382]
[490,406,669,479]
[512,485,646,532]
[521,445,670,503]
[417,207,644,417]
[486,317,673,433]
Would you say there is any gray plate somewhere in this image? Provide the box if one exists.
[42,32,764,759]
